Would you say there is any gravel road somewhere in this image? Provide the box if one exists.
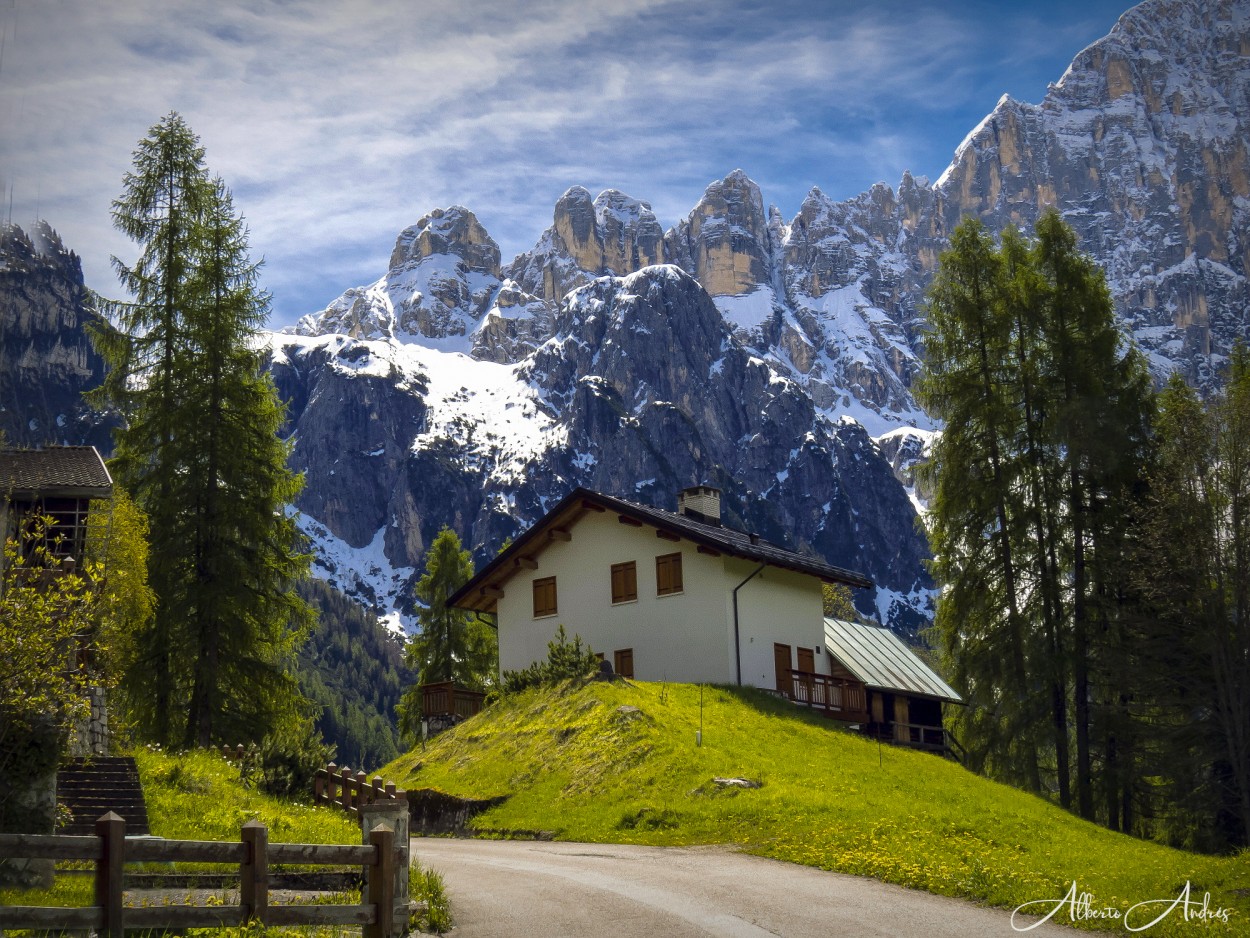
[411,838,1073,937]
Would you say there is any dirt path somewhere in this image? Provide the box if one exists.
[411,838,1073,937]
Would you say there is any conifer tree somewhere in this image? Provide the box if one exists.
[90,113,311,747]
[920,211,1153,823]
[398,527,496,738]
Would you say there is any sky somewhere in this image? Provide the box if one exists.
[1,0,1140,330]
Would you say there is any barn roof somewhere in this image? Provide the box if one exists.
[824,617,961,703]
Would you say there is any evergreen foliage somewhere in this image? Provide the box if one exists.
[499,624,600,694]
[1131,350,1250,848]
[89,113,312,748]
[296,578,409,770]
[398,527,496,738]
[918,212,1154,825]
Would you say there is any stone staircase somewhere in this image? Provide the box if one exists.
[57,756,150,835]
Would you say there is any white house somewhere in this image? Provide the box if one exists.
[450,484,963,752]
[449,484,872,685]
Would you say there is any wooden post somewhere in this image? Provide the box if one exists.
[314,769,325,803]
[384,781,397,799]
[326,762,338,804]
[341,766,354,811]
[364,823,395,938]
[356,771,369,805]
[373,775,385,803]
[94,811,125,938]
[236,743,245,759]
[240,820,269,925]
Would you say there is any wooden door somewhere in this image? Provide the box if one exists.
[773,643,791,695]
[893,695,910,743]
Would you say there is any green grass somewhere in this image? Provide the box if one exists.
[1,747,365,934]
[133,747,359,845]
[384,679,1250,935]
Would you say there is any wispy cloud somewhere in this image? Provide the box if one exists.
[0,0,1130,325]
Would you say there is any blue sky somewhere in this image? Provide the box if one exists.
[0,0,1139,329]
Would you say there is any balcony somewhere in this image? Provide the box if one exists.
[421,681,485,721]
[784,670,868,721]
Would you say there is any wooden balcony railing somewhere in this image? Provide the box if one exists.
[785,670,868,719]
[886,721,950,753]
[420,681,485,721]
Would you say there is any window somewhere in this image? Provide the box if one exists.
[656,551,683,595]
[610,561,637,604]
[532,576,557,617]
[614,648,635,679]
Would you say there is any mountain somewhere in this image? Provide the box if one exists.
[281,0,1248,636]
[0,222,115,448]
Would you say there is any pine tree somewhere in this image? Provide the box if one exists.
[90,113,311,747]
[398,527,496,738]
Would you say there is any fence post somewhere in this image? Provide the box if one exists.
[341,766,354,811]
[240,820,269,925]
[356,770,369,805]
[361,800,408,936]
[363,822,396,938]
[373,775,385,804]
[94,811,125,938]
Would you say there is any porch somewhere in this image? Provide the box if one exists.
[421,681,485,721]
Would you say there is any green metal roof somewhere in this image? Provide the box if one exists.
[824,617,961,703]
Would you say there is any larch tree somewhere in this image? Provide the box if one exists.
[920,211,1153,824]
[90,113,311,748]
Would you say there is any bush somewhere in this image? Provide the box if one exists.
[239,716,334,799]
[500,625,599,695]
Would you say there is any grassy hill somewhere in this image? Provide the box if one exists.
[385,679,1249,935]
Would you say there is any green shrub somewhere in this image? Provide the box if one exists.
[500,625,600,694]
[239,716,335,798]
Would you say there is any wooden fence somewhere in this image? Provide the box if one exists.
[420,681,485,721]
[314,763,406,816]
[0,811,397,938]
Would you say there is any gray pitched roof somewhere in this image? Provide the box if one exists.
[824,617,962,703]
[450,486,871,613]
[0,446,113,498]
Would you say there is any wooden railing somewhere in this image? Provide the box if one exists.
[786,670,867,718]
[421,681,485,720]
[314,763,406,816]
[0,811,397,938]
[886,721,949,753]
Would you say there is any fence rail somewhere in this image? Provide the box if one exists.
[314,763,406,816]
[0,811,397,938]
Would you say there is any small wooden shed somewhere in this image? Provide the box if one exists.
[822,618,962,755]
[0,446,113,570]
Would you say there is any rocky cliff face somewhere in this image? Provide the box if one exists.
[275,264,934,632]
[281,0,1248,635]
[0,222,114,448]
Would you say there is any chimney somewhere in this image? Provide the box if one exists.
[678,485,721,525]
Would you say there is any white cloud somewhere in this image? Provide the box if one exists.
[1,0,1130,326]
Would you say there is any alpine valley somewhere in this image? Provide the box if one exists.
[5,0,1249,636]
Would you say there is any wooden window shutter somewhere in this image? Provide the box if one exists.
[614,648,634,679]
[611,561,637,604]
[656,552,683,595]
[532,576,557,617]
[797,647,815,675]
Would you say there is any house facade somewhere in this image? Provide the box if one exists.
[451,485,873,690]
